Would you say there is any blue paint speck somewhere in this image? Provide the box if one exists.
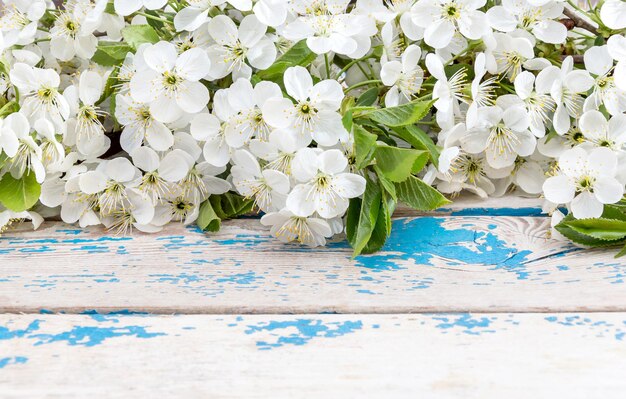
[0,356,27,369]
[243,319,363,350]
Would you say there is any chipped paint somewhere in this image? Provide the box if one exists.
[0,318,164,347]
[433,314,496,335]
[544,315,626,341]
[242,319,363,350]
[0,356,27,369]
[342,218,533,279]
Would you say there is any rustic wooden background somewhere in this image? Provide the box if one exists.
[1,195,625,397]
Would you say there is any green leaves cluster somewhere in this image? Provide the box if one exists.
[555,204,626,258]
[197,193,255,233]
[345,100,450,256]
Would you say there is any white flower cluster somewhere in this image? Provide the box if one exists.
[0,0,625,249]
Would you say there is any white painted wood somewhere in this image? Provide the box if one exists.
[1,313,625,398]
[1,215,624,314]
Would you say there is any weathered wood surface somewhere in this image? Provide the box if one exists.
[1,313,625,398]
[1,211,624,313]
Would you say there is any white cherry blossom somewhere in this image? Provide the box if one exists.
[543,147,624,219]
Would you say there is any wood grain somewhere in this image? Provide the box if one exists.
[1,313,625,398]
[1,213,623,314]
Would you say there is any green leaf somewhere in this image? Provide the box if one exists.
[92,42,133,66]
[391,125,440,168]
[0,171,41,212]
[143,10,166,31]
[395,175,450,211]
[373,165,396,200]
[380,191,396,237]
[0,100,20,118]
[374,146,428,182]
[0,60,9,77]
[121,24,160,50]
[356,87,379,106]
[255,40,316,81]
[353,124,377,169]
[363,100,434,127]
[96,68,119,105]
[347,177,382,257]
[342,109,353,132]
[562,218,626,241]
[602,205,626,222]
[555,214,624,247]
[197,200,221,232]
[616,243,626,258]
[209,192,255,220]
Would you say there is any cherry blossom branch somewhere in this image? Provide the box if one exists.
[562,7,599,35]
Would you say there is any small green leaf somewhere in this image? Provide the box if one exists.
[391,125,440,168]
[395,175,450,211]
[0,171,41,212]
[0,100,20,118]
[555,214,625,247]
[353,124,377,169]
[96,68,119,105]
[342,109,353,132]
[356,87,379,106]
[92,42,133,66]
[0,60,9,77]
[363,100,434,127]
[616,243,626,258]
[373,165,396,200]
[197,200,221,232]
[562,218,626,241]
[347,177,382,257]
[255,40,316,81]
[381,191,396,237]
[143,10,166,31]
[374,146,428,182]
[121,24,160,50]
[209,192,255,220]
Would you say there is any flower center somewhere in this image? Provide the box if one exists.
[576,176,595,192]
[276,216,316,245]
[37,87,57,105]
[99,181,128,215]
[163,71,181,88]
[171,197,194,220]
[443,2,460,20]
[139,172,169,203]
[316,174,330,189]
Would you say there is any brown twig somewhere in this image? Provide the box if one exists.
[561,54,585,63]
[562,7,599,35]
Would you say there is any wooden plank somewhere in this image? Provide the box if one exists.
[1,214,624,314]
[1,313,626,398]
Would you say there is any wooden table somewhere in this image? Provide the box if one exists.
[1,195,625,398]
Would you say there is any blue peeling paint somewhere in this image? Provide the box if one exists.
[0,356,27,369]
[0,320,41,340]
[243,319,363,350]
[1,318,163,346]
[215,234,269,248]
[30,326,164,346]
[432,314,496,335]
[544,315,626,341]
[332,217,532,279]
[216,271,264,285]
